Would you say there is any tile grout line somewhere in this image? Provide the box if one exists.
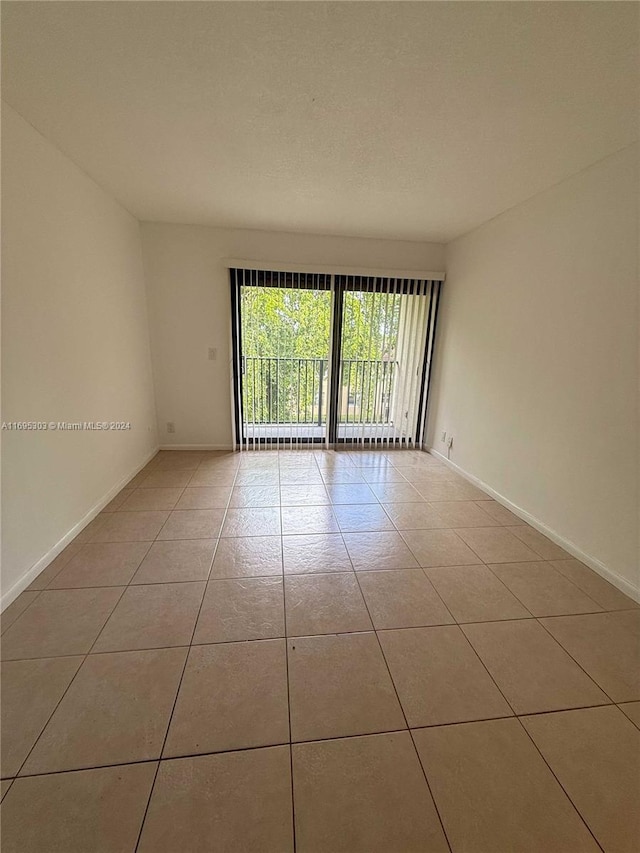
[279,462,298,853]
[134,461,238,853]
[348,556,454,853]
[133,453,240,852]
[6,699,623,782]
[514,716,606,852]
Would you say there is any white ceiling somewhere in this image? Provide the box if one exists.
[2,1,638,242]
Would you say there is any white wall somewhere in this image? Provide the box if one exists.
[141,223,445,448]
[1,104,158,605]
[427,145,639,592]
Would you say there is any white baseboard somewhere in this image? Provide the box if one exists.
[158,444,234,451]
[1,446,160,612]
[427,447,640,604]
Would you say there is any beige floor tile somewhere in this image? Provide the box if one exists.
[382,501,444,529]
[1,591,39,635]
[222,506,281,537]
[358,570,454,629]
[288,632,405,741]
[325,483,378,504]
[156,508,225,540]
[48,542,151,588]
[368,481,424,502]
[21,648,186,774]
[540,611,640,701]
[230,485,281,507]
[362,467,410,483]
[93,582,205,652]
[1,588,123,660]
[1,656,84,777]
[522,706,640,853]
[210,535,283,577]
[428,500,502,528]
[188,468,237,487]
[425,564,531,622]
[103,488,133,511]
[509,525,570,559]
[293,732,449,853]
[456,527,541,562]
[343,530,419,571]
[283,533,353,574]
[164,640,289,756]
[549,559,639,611]
[174,485,231,509]
[118,487,183,512]
[378,626,511,727]
[618,701,640,728]
[400,529,480,567]
[279,469,324,485]
[414,481,489,501]
[285,573,372,636]
[74,514,111,544]
[413,718,600,853]
[1,763,157,853]
[155,451,204,471]
[332,503,395,532]
[91,511,169,542]
[321,469,367,485]
[235,469,281,486]
[489,561,602,616]
[193,577,284,643]
[131,539,216,583]
[139,470,193,488]
[280,484,330,505]
[462,619,609,714]
[26,542,83,590]
[475,500,522,525]
[281,505,340,535]
[138,747,293,853]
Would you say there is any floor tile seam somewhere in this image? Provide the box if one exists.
[278,521,297,853]
[1,589,43,633]
[356,571,454,853]
[6,699,629,784]
[9,580,131,780]
[533,617,618,705]
[132,468,237,853]
[486,557,604,614]
[9,604,636,664]
[513,715,606,852]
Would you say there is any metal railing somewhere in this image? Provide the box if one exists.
[242,357,396,426]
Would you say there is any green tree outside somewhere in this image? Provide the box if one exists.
[240,286,401,426]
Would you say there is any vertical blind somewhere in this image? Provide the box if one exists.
[230,268,442,452]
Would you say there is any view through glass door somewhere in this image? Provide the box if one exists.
[232,269,332,445]
[230,269,441,448]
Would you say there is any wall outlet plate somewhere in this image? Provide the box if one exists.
[441,430,447,442]
[166,421,175,434]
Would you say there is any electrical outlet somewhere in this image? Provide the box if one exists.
[208,347,217,361]
[446,435,454,449]
[166,422,175,434]
[440,430,447,443]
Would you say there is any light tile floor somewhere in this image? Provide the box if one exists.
[1,448,639,852]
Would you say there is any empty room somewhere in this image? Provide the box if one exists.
[1,1,638,851]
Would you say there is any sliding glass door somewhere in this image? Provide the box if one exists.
[231,269,332,446]
[230,269,441,449]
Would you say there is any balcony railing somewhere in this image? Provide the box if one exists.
[242,357,396,426]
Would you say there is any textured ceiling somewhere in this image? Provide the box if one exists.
[2,1,638,242]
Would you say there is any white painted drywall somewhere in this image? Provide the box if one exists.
[1,104,158,604]
[140,223,445,448]
[427,145,639,590]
